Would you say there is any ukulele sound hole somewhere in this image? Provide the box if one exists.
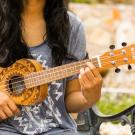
[9,76,25,95]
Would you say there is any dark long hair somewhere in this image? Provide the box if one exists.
[0,0,70,67]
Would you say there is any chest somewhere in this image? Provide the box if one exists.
[22,19,46,47]
[29,43,53,68]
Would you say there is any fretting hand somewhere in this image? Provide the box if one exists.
[79,62,103,105]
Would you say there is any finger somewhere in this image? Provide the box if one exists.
[87,62,101,78]
[0,109,7,120]
[3,105,14,118]
[79,74,85,89]
[7,101,20,115]
[80,68,90,85]
[80,68,85,75]
[83,67,95,84]
[85,67,95,82]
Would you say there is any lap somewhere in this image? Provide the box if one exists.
[43,131,90,135]
[0,130,90,135]
[0,122,90,135]
[58,132,90,135]
[0,129,82,135]
[0,122,24,135]
[41,133,88,135]
[0,131,21,135]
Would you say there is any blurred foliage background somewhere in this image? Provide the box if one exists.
[67,0,135,116]
[70,0,134,4]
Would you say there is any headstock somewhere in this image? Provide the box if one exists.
[99,42,135,72]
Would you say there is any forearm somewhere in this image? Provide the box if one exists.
[65,91,98,113]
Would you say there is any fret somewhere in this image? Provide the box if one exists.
[46,62,85,80]
[37,72,42,81]
[25,74,34,88]
[45,66,81,83]
[45,71,78,83]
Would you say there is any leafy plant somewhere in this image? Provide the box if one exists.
[70,0,133,3]
[97,93,135,115]
[70,0,90,3]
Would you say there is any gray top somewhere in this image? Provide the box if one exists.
[3,12,87,135]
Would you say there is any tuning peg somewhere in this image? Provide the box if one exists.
[115,68,121,73]
[122,42,127,47]
[109,45,115,50]
[128,64,132,70]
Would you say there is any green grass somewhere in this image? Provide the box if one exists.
[97,93,135,115]
[70,0,101,3]
[70,0,90,3]
[70,0,131,4]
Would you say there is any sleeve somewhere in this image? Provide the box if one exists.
[65,20,88,81]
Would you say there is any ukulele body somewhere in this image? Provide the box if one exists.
[0,59,48,106]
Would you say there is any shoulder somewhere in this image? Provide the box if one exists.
[68,11,83,33]
[68,11,82,27]
[67,12,86,61]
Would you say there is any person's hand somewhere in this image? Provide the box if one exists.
[0,91,20,120]
[79,62,102,105]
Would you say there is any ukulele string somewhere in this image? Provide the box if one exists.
[0,55,132,92]
[0,48,130,85]
[0,59,100,85]
[0,51,133,90]
[0,51,127,85]
[0,53,131,90]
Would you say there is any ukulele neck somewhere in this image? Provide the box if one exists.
[24,44,135,89]
[25,56,101,89]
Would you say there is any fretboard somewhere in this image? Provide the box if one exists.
[25,57,100,89]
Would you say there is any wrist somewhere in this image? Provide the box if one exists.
[81,94,94,109]
[81,89,101,108]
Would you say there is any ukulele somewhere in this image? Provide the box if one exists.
[0,43,134,105]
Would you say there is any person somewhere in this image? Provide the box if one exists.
[0,0,102,135]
